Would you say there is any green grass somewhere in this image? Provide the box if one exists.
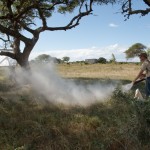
[0,65,150,149]
[0,86,150,150]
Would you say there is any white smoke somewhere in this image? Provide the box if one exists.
[121,83,133,93]
[14,63,117,106]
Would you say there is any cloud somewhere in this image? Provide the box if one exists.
[29,44,128,62]
[0,44,139,66]
[109,23,119,28]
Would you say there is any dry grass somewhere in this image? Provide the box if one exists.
[56,63,140,81]
[0,64,150,149]
[0,87,150,150]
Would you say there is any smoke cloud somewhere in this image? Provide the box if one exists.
[121,83,133,92]
[13,63,117,106]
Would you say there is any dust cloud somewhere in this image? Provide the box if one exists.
[13,63,117,106]
[121,83,133,92]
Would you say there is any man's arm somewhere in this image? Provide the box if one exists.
[133,70,144,84]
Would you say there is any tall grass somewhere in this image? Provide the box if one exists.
[0,64,150,149]
[0,87,150,150]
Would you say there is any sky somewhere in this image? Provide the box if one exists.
[29,0,150,62]
[1,0,150,65]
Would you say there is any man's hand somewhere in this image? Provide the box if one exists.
[140,73,146,79]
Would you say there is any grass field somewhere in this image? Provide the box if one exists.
[0,63,150,150]
[57,63,140,81]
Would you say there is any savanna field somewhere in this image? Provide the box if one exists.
[0,63,150,150]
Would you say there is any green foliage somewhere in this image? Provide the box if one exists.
[94,0,117,5]
[33,54,61,64]
[34,54,52,63]
[109,53,116,63]
[58,0,80,13]
[125,43,147,59]
[0,1,36,29]
[57,0,117,14]
[0,0,118,29]
[97,57,107,64]
[146,48,150,58]
[62,56,70,63]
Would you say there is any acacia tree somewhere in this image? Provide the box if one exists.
[34,54,52,63]
[0,0,117,69]
[124,43,147,59]
[62,56,70,63]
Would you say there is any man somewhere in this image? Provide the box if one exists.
[133,52,150,99]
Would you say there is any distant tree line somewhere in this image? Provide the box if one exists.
[30,54,72,64]
[30,53,117,65]
[31,43,150,65]
[30,54,62,64]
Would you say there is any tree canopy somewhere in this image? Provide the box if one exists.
[34,54,52,63]
[62,56,70,62]
[98,57,107,63]
[34,54,61,64]
[124,43,147,59]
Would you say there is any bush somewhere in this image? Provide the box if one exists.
[97,57,107,64]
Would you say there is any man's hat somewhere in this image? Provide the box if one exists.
[138,52,148,58]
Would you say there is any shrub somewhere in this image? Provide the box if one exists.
[97,57,107,64]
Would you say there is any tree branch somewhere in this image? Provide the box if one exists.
[0,24,31,44]
[129,8,150,16]
[37,0,93,33]
[122,0,150,18]
[35,1,68,30]
[44,11,92,31]
[17,21,35,34]
[0,37,9,43]
[0,51,15,59]
[37,7,47,28]
[15,4,36,20]
[0,15,10,19]
[6,0,14,18]
[12,38,21,54]
[79,1,84,13]
[143,0,150,7]
[0,35,11,48]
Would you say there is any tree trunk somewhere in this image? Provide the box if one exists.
[18,59,30,70]
[15,53,32,85]
[16,54,30,71]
